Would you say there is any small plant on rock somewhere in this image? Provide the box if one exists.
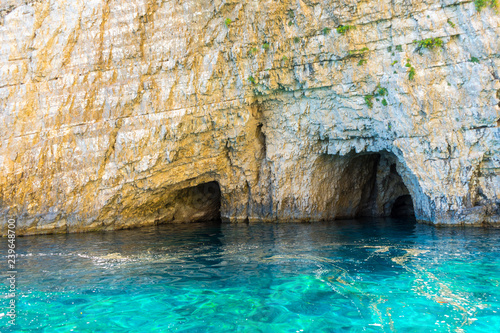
[365,85,389,108]
[365,95,374,108]
[375,85,388,97]
[224,18,232,27]
[347,47,369,58]
[348,47,369,66]
[416,37,444,50]
[287,10,295,26]
[408,67,416,80]
[337,25,355,34]
[247,47,258,56]
[475,0,499,12]
[406,59,416,80]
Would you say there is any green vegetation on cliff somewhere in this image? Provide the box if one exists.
[475,0,498,12]
[337,25,355,34]
[415,38,444,49]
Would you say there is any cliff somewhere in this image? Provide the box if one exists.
[1,0,499,235]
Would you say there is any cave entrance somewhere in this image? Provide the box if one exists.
[349,152,415,219]
[390,195,415,217]
[158,181,222,223]
[313,152,416,220]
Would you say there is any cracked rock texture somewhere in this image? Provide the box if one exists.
[1,0,500,235]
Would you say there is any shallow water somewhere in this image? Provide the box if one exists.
[2,218,500,332]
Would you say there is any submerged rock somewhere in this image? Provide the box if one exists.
[0,0,499,234]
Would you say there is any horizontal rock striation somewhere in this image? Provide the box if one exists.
[1,0,499,235]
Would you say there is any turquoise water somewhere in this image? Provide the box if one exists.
[2,219,500,332]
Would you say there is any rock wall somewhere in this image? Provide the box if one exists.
[1,0,499,235]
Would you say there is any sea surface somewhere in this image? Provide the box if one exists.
[1,218,500,332]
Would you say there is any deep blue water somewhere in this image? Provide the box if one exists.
[2,218,500,332]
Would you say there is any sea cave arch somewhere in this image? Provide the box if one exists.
[154,181,222,224]
[310,151,418,221]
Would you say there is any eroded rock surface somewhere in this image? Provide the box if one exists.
[1,0,499,234]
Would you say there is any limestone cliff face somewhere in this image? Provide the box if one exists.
[1,0,499,235]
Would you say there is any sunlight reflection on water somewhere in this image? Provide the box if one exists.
[2,218,500,332]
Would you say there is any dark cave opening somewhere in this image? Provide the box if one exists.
[390,195,415,217]
[160,181,222,223]
[318,152,416,220]
[354,152,416,219]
